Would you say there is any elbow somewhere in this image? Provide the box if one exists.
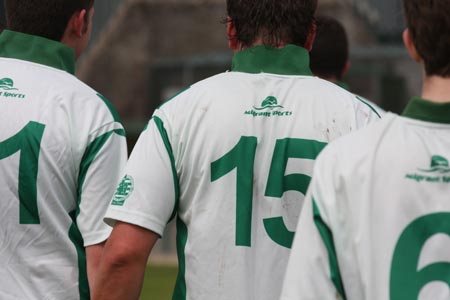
[101,244,147,272]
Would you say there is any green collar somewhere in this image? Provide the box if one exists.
[231,44,313,76]
[0,30,76,74]
[402,97,450,124]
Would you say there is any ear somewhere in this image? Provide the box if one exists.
[304,22,317,51]
[403,29,422,63]
[67,9,88,38]
[60,8,92,59]
[227,17,239,51]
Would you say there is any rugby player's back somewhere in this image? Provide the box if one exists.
[106,45,380,300]
[0,31,126,300]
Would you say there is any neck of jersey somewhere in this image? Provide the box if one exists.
[402,97,450,124]
[0,30,76,75]
[231,44,313,76]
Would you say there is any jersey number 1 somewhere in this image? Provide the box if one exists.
[0,122,45,224]
[211,136,326,248]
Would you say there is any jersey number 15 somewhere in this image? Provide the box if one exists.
[211,136,326,248]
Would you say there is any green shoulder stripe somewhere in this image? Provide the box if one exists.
[355,96,381,119]
[97,93,122,123]
[152,116,180,221]
[72,127,125,299]
[173,217,188,300]
[68,210,89,300]
[313,198,347,299]
[77,128,126,211]
[73,128,126,299]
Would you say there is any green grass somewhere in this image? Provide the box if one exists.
[140,264,178,300]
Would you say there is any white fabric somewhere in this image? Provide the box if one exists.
[282,113,450,300]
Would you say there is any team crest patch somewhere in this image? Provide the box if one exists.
[111,175,134,206]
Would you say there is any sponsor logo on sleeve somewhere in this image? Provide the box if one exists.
[244,96,293,117]
[111,175,134,206]
[0,78,26,99]
[405,155,450,184]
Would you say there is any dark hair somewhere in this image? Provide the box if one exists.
[226,0,318,48]
[5,0,94,41]
[403,0,450,77]
[310,16,348,80]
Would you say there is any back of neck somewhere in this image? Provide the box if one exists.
[422,75,450,103]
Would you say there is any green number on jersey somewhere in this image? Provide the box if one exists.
[390,213,450,299]
[0,122,45,224]
[264,138,327,247]
[211,137,326,248]
[211,136,257,247]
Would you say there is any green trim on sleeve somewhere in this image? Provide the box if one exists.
[402,97,450,124]
[153,116,180,222]
[96,93,122,123]
[0,30,76,74]
[312,198,347,300]
[68,210,89,300]
[173,217,188,300]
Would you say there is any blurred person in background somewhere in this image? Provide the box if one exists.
[310,15,384,117]
[282,0,450,299]
[93,0,380,299]
[0,0,127,299]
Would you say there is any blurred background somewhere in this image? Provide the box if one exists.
[0,0,421,297]
[78,0,418,147]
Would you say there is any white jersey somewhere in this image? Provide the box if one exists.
[0,31,127,300]
[105,45,380,300]
[281,98,450,300]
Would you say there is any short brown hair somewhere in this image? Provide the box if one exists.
[310,16,349,80]
[5,0,95,42]
[227,0,318,48]
[403,0,450,77]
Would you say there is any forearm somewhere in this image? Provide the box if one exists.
[93,253,147,300]
[86,242,106,293]
[92,222,159,300]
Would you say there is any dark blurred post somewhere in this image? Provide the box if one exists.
[0,0,5,30]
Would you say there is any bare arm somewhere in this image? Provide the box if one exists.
[92,222,160,300]
[86,242,105,294]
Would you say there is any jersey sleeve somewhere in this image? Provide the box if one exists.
[77,122,128,247]
[281,148,347,300]
[104,112,177,237]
